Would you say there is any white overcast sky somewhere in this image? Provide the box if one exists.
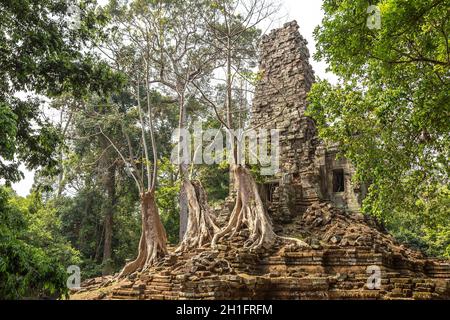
[11,0,337,197]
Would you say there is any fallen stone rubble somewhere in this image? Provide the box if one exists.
[71,202,450,300]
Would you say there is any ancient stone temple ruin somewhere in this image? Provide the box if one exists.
[72,21,450,301]
[252,21,364,230]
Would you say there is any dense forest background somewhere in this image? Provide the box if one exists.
[0,0,448,299]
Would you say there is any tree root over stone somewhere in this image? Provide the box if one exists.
[212,165,309,250]
[119,191,168,277]
[212,165,277,250]
[177,180,220,252]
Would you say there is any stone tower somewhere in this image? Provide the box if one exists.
[251,21,366,227]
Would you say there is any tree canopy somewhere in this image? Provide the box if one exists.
[0,0,122,182]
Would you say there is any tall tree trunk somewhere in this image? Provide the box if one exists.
[226,38,236,197]
[178,92,189,241]
[102,163,116,275]
[176,91,218,251]
[119,190,168,277]
[212,34,279,250]
[57,109,72,197]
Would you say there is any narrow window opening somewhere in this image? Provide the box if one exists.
[333,169,345,192]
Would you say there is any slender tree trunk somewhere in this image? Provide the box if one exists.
[226,38,236,196]
[119,190,168,277]
[177,93,189,240]
[57,109,72,197]
[102,163,116,275]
